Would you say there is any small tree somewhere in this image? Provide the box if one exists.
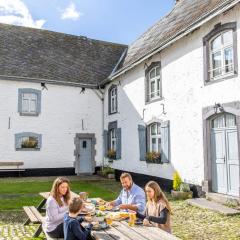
[173,171,182,191]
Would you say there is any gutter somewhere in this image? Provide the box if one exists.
[108,0,240,81]
[0,74,99,88]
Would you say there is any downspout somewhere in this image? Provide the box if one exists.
[92,86,105,171]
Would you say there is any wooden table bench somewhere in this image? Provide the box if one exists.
[0,161,24,176]
[23,191,79,238]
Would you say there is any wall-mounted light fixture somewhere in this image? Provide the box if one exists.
[80,87,85,94]
[41,82,48,90]
[214,103,224,114]
[161,103,167,115]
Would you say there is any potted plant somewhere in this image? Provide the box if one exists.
[171,171,193,200]
[146,152,161,164]
[107,149,116,162]
[102,167,115,179]
[21,139,38,148]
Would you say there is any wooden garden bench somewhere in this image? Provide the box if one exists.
[0,161,24,176]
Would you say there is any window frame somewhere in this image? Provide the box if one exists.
[203,22,238,85]
[15,132,42,151]
[108,85,118,115]
[145,62,162,104]
[18,88,41,116]
[209,30,234,80]
[149,122,161,153]
[110,128,117,151]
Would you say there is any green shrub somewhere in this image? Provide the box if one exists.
[173,171,182,191]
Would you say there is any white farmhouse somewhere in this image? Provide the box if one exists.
[1,0,240,199]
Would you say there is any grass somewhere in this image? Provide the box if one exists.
[1,178,240,239]
[0,180,121,210]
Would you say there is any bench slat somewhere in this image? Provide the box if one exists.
[0,162,24,166]
[23,206,40,223]
[30,206,44,222]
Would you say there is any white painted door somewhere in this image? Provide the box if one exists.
[78,139,92,174]
[211,113,239,197]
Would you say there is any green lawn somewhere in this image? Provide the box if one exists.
[0,179,121,210]
[1,178,240,239]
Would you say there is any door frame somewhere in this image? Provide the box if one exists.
[202,101,240,197]
[74,133,96,174]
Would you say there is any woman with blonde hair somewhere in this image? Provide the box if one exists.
[137,181,172,233]
[44,177,71,238]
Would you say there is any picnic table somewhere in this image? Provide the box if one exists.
[91,219,179,240]
[24,192,180,240]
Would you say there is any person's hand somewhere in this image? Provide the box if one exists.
[106,201,114,207]
[119,204,128,209]
[84,216,93,222]
[143,218,151,226]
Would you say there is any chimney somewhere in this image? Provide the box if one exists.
[175,0,181,4]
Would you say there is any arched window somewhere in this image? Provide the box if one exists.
[108,85,117,114]
[148,66,161,100]
[212,113,236,128]
[210,30,234,79]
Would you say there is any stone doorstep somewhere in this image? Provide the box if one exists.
[206,192,240,206]
[186,198,240,216]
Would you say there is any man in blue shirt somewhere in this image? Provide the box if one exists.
[108,172,146,213]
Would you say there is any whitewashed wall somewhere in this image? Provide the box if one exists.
[0,80,103,169]
[104,5,240,186]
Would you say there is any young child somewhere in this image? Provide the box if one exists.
[64,197,93,240]
[137,181,172,233]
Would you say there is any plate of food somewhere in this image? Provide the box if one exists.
[92,222,109,231]
[80,203,95,215]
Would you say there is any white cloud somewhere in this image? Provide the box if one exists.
[61,2,82,21]
[0,0,46,28]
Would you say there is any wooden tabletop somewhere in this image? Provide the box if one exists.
[92,221,180,240]
[39,191,79,199]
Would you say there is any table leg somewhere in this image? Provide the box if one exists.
[33,224,43,238]
[37,199,47,212]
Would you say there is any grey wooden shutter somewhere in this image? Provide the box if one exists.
[161,121,170,163]
[103,130,108,157]
[138,125,146,161]
[116,128,122,159]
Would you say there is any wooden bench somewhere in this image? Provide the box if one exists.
[23,206,63,240]
[0,161,25,176]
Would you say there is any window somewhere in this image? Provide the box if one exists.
[108,85,117,114]
[212,113,236,128]
[210,31,234,79]
[18,89,41,116]
[149,67,161,100]
[145,62,162,103]
[110,128,117,151]
[15,132,42,150]
[203,22,238,83]
[149,123,161,152]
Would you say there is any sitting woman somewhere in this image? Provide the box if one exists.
[44,177,71,238]
[137,181,172,233]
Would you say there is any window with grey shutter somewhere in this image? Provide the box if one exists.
[103,130,108,157]
[116,128,121,160]
[160,121,170,163]
[138,125,146,161]
[18,88,41,116]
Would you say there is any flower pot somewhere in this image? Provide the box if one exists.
[171,190,193,200]
[107,173,115,179]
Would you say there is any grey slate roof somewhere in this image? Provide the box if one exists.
[0,23,127,87]
[114,0,238,76]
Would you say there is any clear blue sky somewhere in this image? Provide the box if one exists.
[0,0,175,44]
